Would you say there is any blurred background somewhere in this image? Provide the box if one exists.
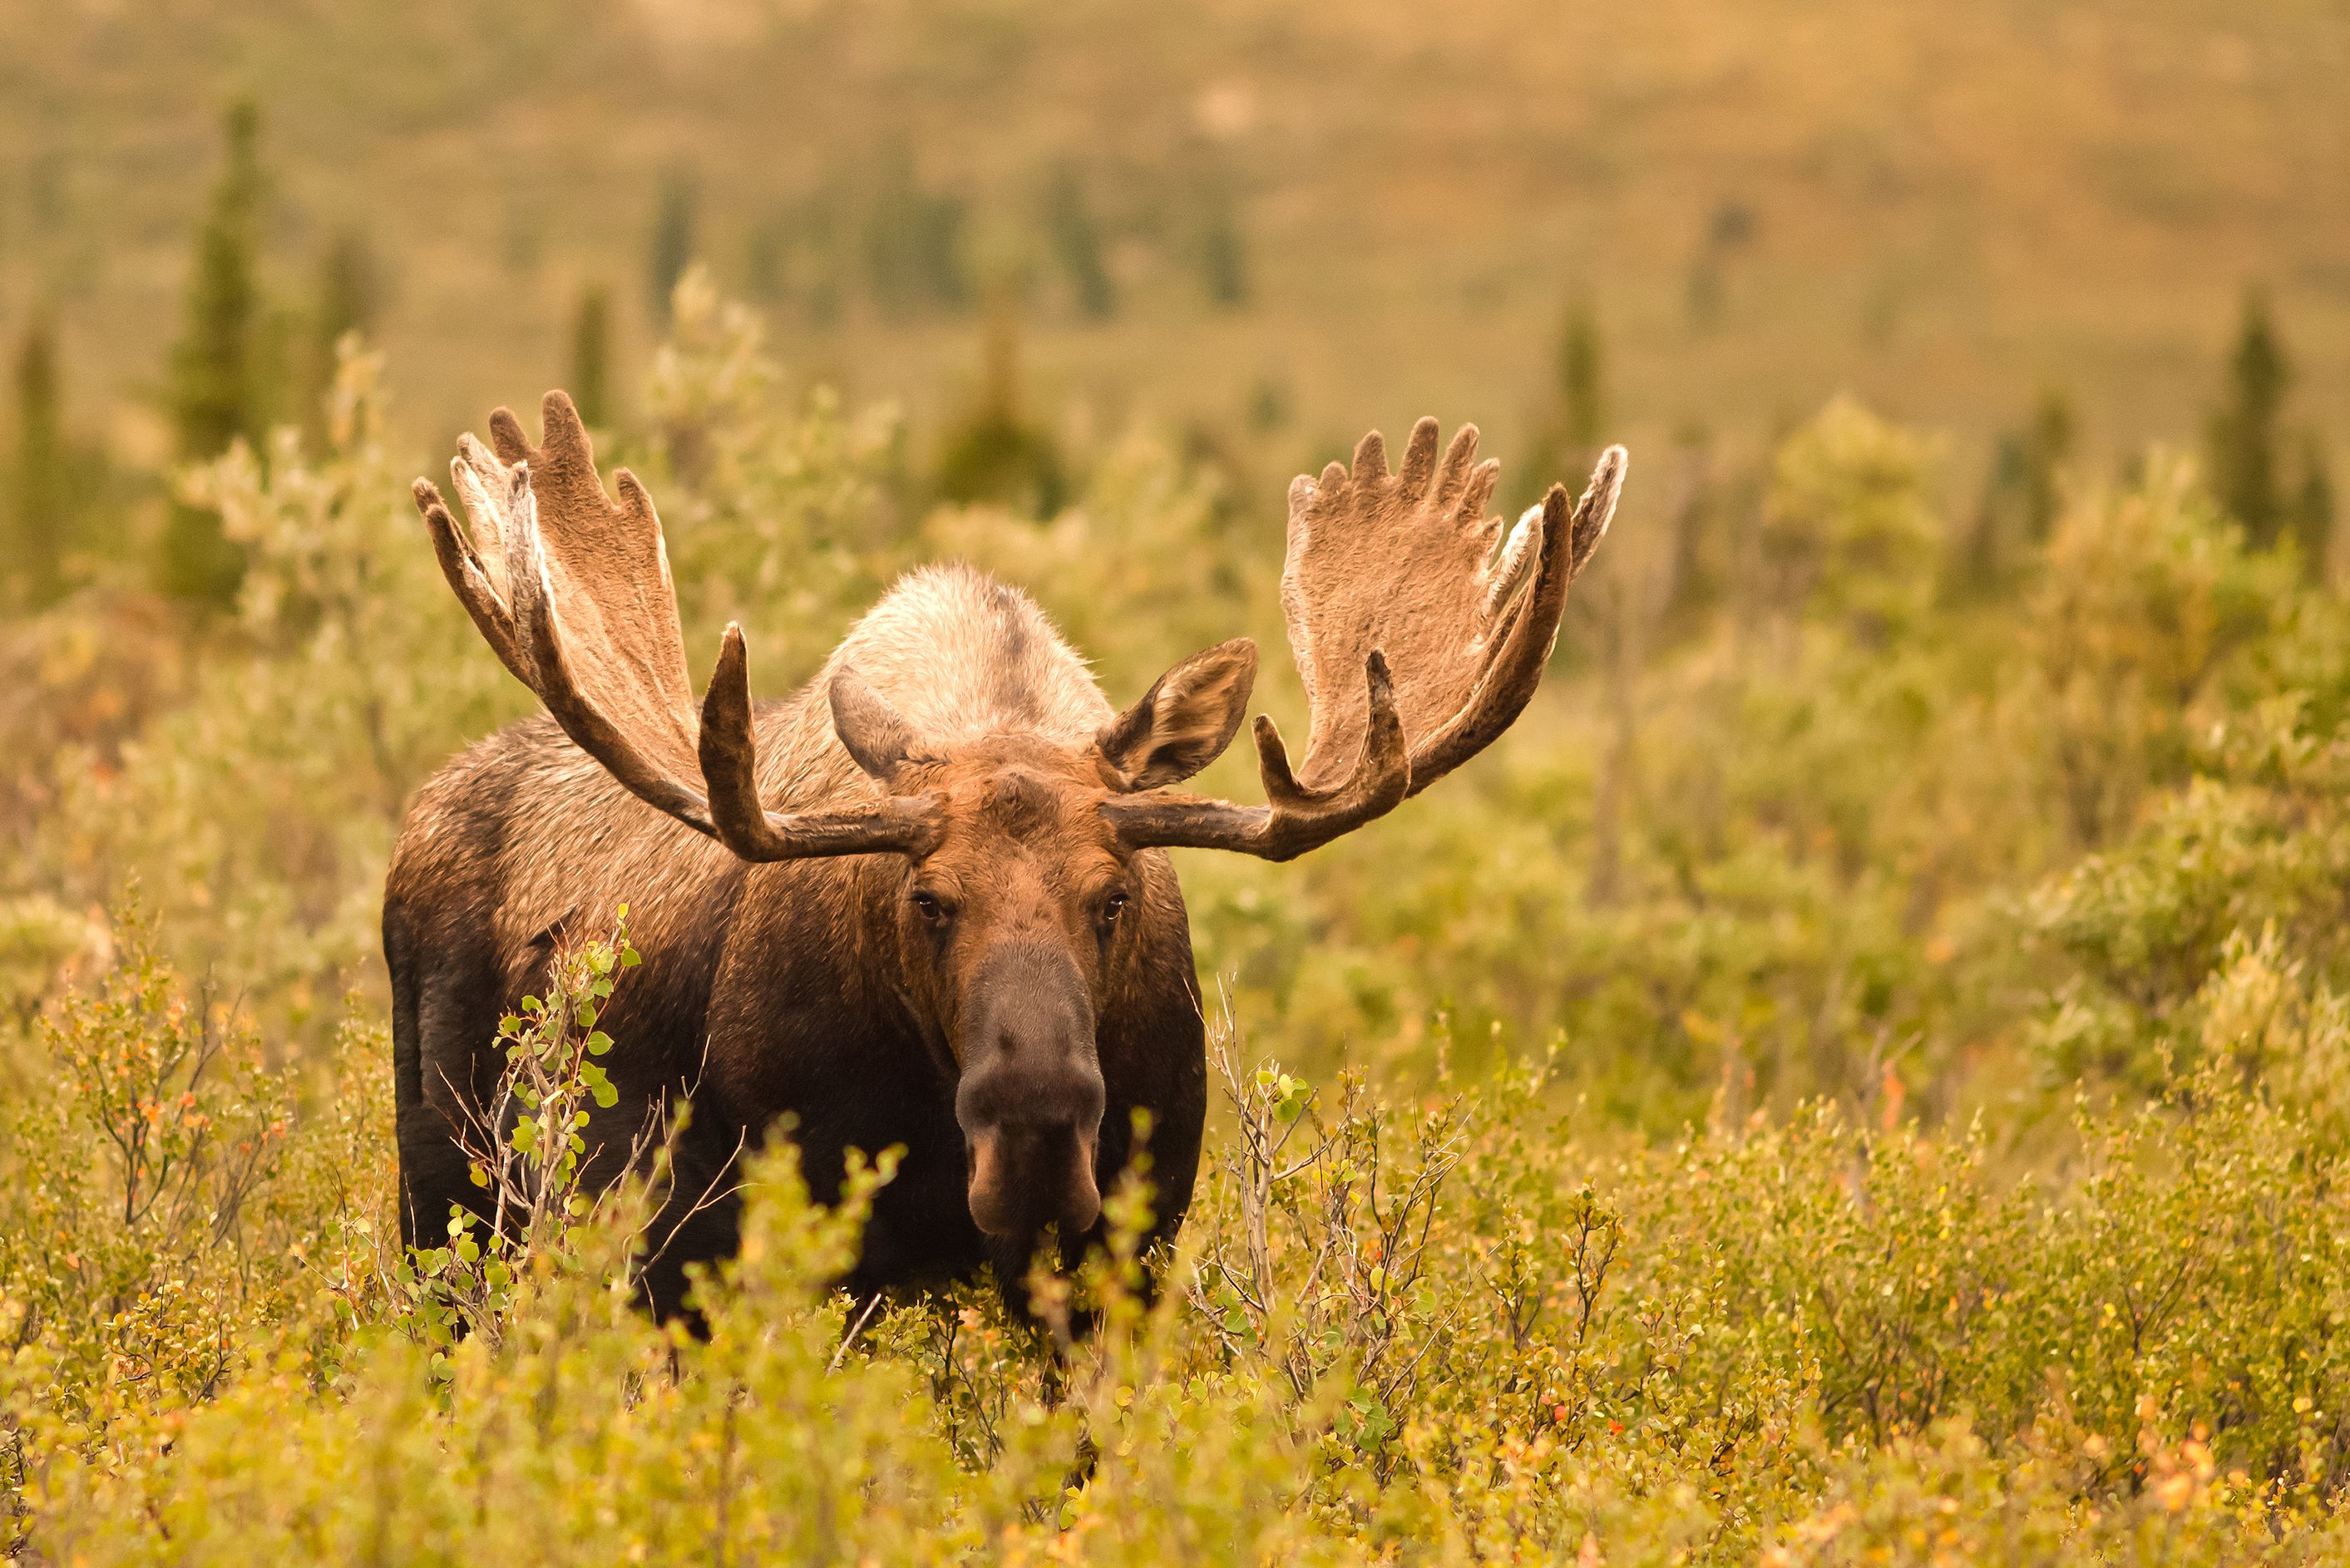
[2,0,2348,1137]
[7,1,2346,510]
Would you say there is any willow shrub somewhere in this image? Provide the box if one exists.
[10,279,2350,1561]
[8,927,2350,1562]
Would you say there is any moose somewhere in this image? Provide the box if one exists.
[389,391,1625,1317]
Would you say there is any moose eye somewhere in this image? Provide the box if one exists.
[1097,890,1129,934]
[911,889,955,926]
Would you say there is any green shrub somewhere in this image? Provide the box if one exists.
[6,283,2350,1561]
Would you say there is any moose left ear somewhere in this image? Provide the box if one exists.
[831,665,921,785]
[1094,638,1260,791]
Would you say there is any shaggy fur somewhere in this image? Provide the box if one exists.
[390,393,1624,1317]
[388,560,1216,1314]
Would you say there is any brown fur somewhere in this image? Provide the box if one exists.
[388,562,1222,1312]
[391,394,1625,1314]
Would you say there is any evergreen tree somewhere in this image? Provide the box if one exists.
[748,190,846,328]
[934,300,1064,517]
[745,214,787,306]
[1661,422,1719,622]
[1686,198,1757,329]
[1519,295,1607,510]
[570,285,614,430]
[312,230,378,357]
[1558,299,1607,451]
[1958,433,2027,598]
[2289,430,2335,582]
[648,172,698,325]
[303,229,378,446]
[1042,166,1115,321]
[2206,287,2290,547]
[162,97,269,605]
[2019,386,2075,545]
[12,313,68,607]
[1197,184,1249,308]
[1958,386,2076,599]
[863,149,970,318]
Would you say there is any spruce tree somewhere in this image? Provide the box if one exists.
[934,300,1064,517]
[1958,433,2027,597]
[648,173,697,325]
[1558,300,1607,451]
[1042,166,1115,321]
[2206,287,2289,547]
[304,229,378,444]
[1197,184,1249,308]
[162,98,268,605]
[312,231,378,362]
[1519,295,1607,510]
[12,313,68,607]
[2020,386,2074,545]
[570,285,613,429]
[2290,431,2335,582]
[863,149,971,318]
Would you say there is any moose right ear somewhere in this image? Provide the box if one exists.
[830,668,919,784]
[1094,638,1259,791]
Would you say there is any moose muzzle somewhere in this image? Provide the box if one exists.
[954,944,1107,1240]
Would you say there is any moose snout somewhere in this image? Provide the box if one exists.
[954,944,1106,1240]
[964,1120,1102,1240]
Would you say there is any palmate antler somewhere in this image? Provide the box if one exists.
[1102,419,1625,860]
[411,392,940,860]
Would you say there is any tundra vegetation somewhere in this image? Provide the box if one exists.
[3,269,2350,1564]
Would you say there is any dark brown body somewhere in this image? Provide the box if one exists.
[386,712,1208,1318]
[393,398,1622,1321]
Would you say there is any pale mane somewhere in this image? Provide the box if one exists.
[758,563,1114,807]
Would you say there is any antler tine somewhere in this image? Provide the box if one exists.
[699,624,943,860]
[1103,425,1627,861]
[1407,443,1627,796]
[496,460,718,832]
[1100,649,1409,861]
[414,392,940,863]
[413,473,527,686]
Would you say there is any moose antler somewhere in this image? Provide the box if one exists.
[412,392,940,860]
[1103,419,1625,860]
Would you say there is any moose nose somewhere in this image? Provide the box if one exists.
[957,1055,1107,1240]
[955,943,1106,1239]
[965,1120,1102,1239]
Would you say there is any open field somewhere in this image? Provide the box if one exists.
[3,2,2350,1561]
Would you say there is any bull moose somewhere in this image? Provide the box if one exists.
[389,391,1625,1317]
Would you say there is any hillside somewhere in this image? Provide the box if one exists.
[2,0,2345,482]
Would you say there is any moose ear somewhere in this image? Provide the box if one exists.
[1094,638,1259,791]
[831,667,920,784]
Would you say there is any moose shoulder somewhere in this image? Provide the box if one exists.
[387,391,1625,1317]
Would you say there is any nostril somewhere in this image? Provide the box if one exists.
[960,1117,1104,1240]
